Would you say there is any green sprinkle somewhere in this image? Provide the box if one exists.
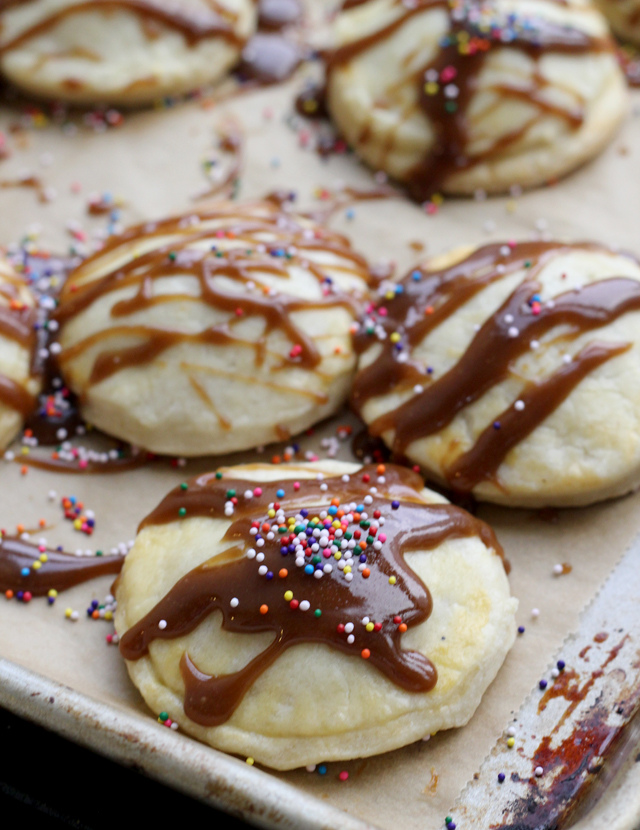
[159,712,169,722]
[168,251,176,261]
[314,609,322,618]
[178,507,187,517]
[180,482,188,490]
[96,550,103,557]
[215,472,223,479]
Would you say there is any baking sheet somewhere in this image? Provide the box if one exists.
[0,5,640,827]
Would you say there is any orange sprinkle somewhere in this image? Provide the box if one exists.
[362,568,370,578]
[20,466,27,475]
[376,464,386,474]
[361,649,371,659]
[330,498,340,507]
[38,519,46,528]
[398,623,408,633]
[359,540,367,550]
[334,345,343,354]
[259,604,269,615]
[16,524,24,533]
[271,455,281,464]
[425,305,434,315]
[5,589,14,599]
[91,610,100,619]
[278,569,288,579]
[24,428,33,438]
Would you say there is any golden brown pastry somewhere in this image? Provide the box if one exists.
[114,460,517,769]
[0,0,257,105]
[55,199,373,455]
[0,254,40,450]
[326,0,628,199]
[352,241,640,508]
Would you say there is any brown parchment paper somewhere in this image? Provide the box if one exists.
[1,5,640,827]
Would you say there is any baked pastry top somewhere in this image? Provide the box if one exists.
[0,0,257,104]
[115,460,516,769]
[353,241,640,507]
[55,199,373,455]
[0,254,40,450]
[326,0,628,199]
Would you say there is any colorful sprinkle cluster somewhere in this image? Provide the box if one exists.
[61,495,95,535]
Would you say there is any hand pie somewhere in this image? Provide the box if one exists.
[55,199,373,456]
[326,0,628,199]
[0,255,40,450]
[0,0,257,105]
[114,460,517,770]
[353,241,640,507]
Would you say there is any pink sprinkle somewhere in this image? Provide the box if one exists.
[38,544,46,553]
[293,482,300,491]
[379,533,387,543]
[253,487,263,497]
[378,307,388,316]
[339,771,349,782]
[78,459,88,469]
[425,203,438,215]
[440,65,457,82]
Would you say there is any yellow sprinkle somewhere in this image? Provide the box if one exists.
[39,554,48,563]
[332,520,341,529]
[507,737,515,748]
[21,446,29,455]
[389,576,397,585]
[334,551,342,561]
[73,518,82,530]
[385,291,395,300]
[32,561,42,570]
[284,590,293,601]
[48,589,57,598]
[344,566,352,574]
[246,757,255,766]
[104,611,113,621]
[64,607,73,618]
[424,81,439,95]
[365,622,374,632]
[432,193,444,205]
[268,509,276,519]
[390,332,401,343]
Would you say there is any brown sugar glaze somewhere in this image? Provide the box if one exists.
[119,463,505,726]
[54,201,373,424]
[351,242,640,493]
[328,0,612,200]
[0,533,123,595]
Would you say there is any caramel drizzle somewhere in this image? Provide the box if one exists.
[0,0,248,53]
[352,243,640,491]
[0,534,123,595]
[0,283,37,417]
[119,464,503,726]
[328,0,609,199]
[56,204,372,388]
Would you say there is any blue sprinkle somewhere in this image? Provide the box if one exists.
[518,625,525,634]
[276,489,285,499]
[266,571,274,580]
[539,679,548,690]
[304,564,314,575]
[391,501,400,510]
[498,773,505,783]
[21,567,30,577]
[318,765,327,775]
[557,660,565,671]
[411,270,422,281]
[493,421,501,430]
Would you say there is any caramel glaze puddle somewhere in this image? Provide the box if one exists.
[352,242,640,493]
[327,0,612,200]
[119,463,504,726]
[55,203,373,401]
[0,534,123,595]
[0,275,38,418]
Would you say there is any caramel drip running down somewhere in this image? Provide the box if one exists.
[0,0,248,53]
[119,464,504,726]
[0,534,123,595]
[0,288,37,417]
[351,242,640,492]
[55,204,372,387]
[328,0,609,200]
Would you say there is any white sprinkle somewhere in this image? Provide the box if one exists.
[299,600,310,612]
[247,548,256,559]
[341,474,350,483]
[48,490,57,500]
[551,668,559,678]
[530,340,540,350]
[230,597,239,608]
[504,314,514,324]
[553,564,564,575]
[70,611,79,621]
[313,570,323,579]
[507,727,517,737]
[345,622,354,633]
[243,490,253,499]
[306,765,316,773]
[508,326,519,338]
[535,767,544,777]
[256,538,265,548]
[413,384,424,394]
[158,620,167,630]
[347,634,355,644]
[345,572,353,582]
[531,608,540,618]
[256,552,265,562]
[258,565,268,576]
[514,400,525,411]
[562,354,572,364]
[320,483,328,492]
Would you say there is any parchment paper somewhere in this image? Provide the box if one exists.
[0,5,639,827]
